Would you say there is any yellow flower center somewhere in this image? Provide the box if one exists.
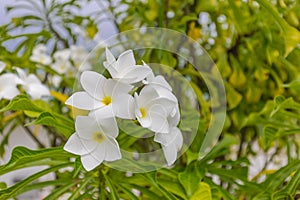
[139,108,147,118]
[101,96,112,105]
[93,132,105,143]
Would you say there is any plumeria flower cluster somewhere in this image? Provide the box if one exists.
[30,44,92,87]
[0,61,50,100]
[64,48,183,171]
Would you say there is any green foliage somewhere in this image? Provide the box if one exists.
[0,0,299,199]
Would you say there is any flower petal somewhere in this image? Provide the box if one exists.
[138,86,159,107]
[154,127,182,146]
[103,48,118,77]
[147,109,169,133]
[65,91,103,110]
[0,73,23,85]
[104,79,133,97]
[64,133,89,156]
[81,153,102,171]
[0,61,6,73]
[75,116,99,140]
[27,83,50,99]
[89,144,106,165]
[117,65,152,84]
[103,137,121,161]
[147,98,176,116]
[162,144,177,166]
[168,105,180,127]
[113,94,135,119]
[1,86,19,100]
[88,105,115,119]
[149,75,172,91]
[116,49,136,71]
[80,71,106,100]
[96,117,119,138]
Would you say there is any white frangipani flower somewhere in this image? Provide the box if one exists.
[134,86,176,133]
[0,61,6,73]
[30,44,52,65]
[0,73,22,100]
[104,48,152,84]
[144,69,178,102]
[52,59,72,74]
[65,71,135,119]
[144,69,179,118]
[154,127,183,166]
[15,68,50,99]
[64,116,121,171]
[53,49,71,61]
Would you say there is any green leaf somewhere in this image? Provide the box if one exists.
[199,134,238,162]
[126,183,161,199]
[272,168,300,198]
[190,182,212,200]
[103,173,119,200]
[21,180,72,195]
[0,146,72,175]
[118,184,139,200]
[43,181,76,200]
[0,163,72,199]
[178,162,204,197]
[0,95,43,113]
[140,173,178,200]
[157,178,187,199]
[27,112,74,137]
[253,161,300,199]
[225,83,243,110]
[68,176,94,200]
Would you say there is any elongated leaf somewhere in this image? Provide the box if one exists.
[0,163,72,199]
[0,146,72,175]
[103,173,119,200]
[253,161,300,199]
[157,178,187,199]
[0,95,43,113]
[118,183,139,200]
[199,134,238,162]
[44,182,77,200]
[272,168,300,198]
[27,112,74,137]
[21,180,72,195]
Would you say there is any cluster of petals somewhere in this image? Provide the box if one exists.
[64,48,183,170]
[0,61,50,100]
[30,44,92,87]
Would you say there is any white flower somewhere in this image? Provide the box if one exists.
[30,44,52,65]
[64,116,121,171]
[0,61,6,73]
[0,73,22,100]
[154,127,183,166]
[15,68,50,99]
[134,86,176,133]
[52,59,72,74]
[53,49,71,61]
[104,48,152,84]
[144,69,178,104]
[65,71,135,119]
